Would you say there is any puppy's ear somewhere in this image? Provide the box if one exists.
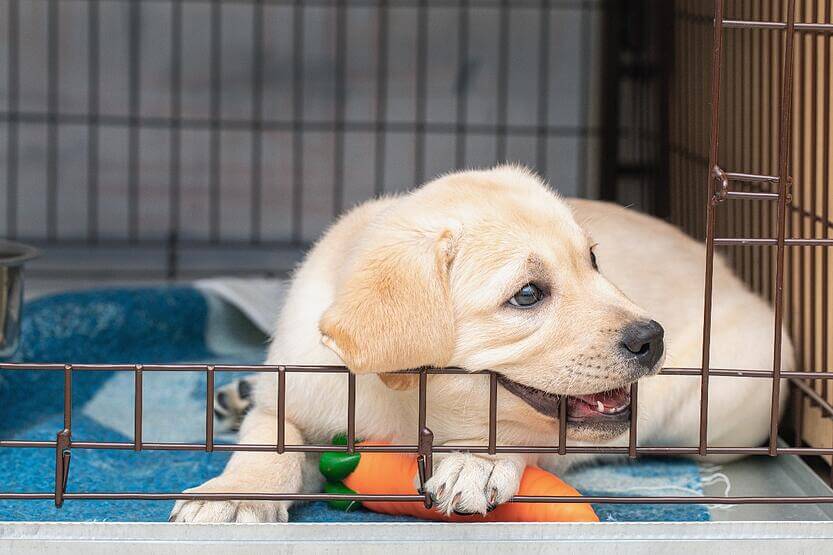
[319,223,459,380]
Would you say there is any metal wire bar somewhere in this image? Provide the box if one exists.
[4,492,833,505]
[5,440,833,457]
[134,365,143,451]
[724,19,833,33]
[699,0,725,457]
[3,362,833,380]
[205,366,215,452]
[0,111,593,137]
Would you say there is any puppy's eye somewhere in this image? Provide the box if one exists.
[590,247,599,271]
[508,283,544,308]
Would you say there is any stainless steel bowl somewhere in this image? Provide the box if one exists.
[0,240,39,358]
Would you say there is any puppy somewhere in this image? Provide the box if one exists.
[171,165,791,522]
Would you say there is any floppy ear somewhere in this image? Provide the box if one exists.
[319,224,459,381]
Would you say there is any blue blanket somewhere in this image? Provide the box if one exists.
[0,287,708,522]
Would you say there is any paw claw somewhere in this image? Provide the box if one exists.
[423,453,522,516]
[488,487,498,505]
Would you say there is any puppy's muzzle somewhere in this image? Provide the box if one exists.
[619,319,665,373]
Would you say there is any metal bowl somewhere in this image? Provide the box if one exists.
[0,240,39,358]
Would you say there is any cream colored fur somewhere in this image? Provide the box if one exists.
[171,165,792,522]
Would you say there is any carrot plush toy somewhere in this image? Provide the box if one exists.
[319,436,598,522]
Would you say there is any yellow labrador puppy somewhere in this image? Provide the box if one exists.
[171,165,791,522]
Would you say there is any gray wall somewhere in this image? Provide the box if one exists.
[1,0,603,246]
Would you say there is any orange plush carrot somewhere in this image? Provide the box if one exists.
[320,439,598,522]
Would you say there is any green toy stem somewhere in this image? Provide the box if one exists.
[320,434,365,511]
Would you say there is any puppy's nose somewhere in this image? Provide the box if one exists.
[620,320,664,369]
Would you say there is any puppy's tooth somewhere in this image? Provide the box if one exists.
[596,401,605,412]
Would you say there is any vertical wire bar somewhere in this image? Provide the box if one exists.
[346,373,356,453]
[87,0,100,243]
[729,7,739,270]
[655,0,673,219]
[333,0,347,217]
[127,0,141,244]
[277,366,286,454]
[205,366,215,452]
[628,382,639,459]
[46,0,59,242]
[292,0,305,242]
[639,8,647,210]
[741,1,752,282]
[770,0,798,456]
[534,0,550,176]
[634,5,643,209]
[488,372,497,454]
[373,0,389,196]
[209,0,222,244]
[250,0,264,244]
[454,0,470,169]
[670,5,679,227]
[810,0,819,398]
[558,395,567,455]
[699,0,725,456]
[638,29,647,209]
[767,0,779,303]
[495,0,510,163]
[576,0,591,197]
[417,368,433,507]
[63,365,73,432]
[5,0,18,240]
[822,0,831,402]
[134,365,143,451]
[169,0,183,255]
[418,369,428,433]
[56,364,73,508]
[680,0,690,235]
[414,0,428,185]
[796,0,807,389]
[689,0,697,237]
[599,0,621,203]
[754,0,764,296]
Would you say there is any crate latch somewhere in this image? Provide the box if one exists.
[54,428,71,508]
[416,426,434,509]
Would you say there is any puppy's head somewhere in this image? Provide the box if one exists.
[320,165,664,442]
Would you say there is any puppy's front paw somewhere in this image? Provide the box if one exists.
[169,476,289,523]
[423,453,522,516]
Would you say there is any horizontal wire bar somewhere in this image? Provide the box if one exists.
[2,364,831,380]
[724,191,780,200]
[724,19,833,33]
[3,440,833,456]
[0,492,831,505]
[0,111,596,138]
[50,0,604,9]
[715,238,833,246]
[723,172,780,183]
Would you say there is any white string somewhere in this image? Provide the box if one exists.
[700,463,736,510]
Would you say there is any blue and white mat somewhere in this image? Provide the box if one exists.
[0,286,709,522]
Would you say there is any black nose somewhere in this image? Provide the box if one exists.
[620,320,664,369]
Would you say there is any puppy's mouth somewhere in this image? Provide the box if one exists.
[496,376,631,423]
